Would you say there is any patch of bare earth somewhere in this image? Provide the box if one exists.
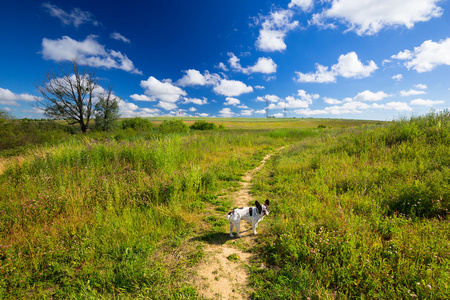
[195,148,284,299]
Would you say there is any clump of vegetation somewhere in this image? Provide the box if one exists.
[158,119,189,134]
[190,120,218,130]
[251,110,450,299]
[317,124,326,129]
[120,117,153,131]
[94,87,120,132]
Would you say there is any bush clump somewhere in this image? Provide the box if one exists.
[120,117,153,131]
[190,120,218,130]
[158,119,189,134]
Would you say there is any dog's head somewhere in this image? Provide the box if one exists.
[255,200,270,216]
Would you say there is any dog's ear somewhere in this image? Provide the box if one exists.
[265,199,270,207]
[255,201,262,214]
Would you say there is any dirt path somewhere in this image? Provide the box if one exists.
[195,147,284,299]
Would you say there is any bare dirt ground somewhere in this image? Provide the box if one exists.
[195,148,284,299]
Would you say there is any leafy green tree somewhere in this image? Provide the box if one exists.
[34,60,99,134]
[189,120,218,130]
[94,87,120,132]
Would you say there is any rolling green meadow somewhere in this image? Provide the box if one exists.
[0,114,449,299]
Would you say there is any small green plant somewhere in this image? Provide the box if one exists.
[317,124,326,129]
[227,253,240,261]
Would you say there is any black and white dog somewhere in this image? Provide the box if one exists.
[227,200,270,238]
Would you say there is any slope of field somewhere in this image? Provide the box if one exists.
[250,111,450,299]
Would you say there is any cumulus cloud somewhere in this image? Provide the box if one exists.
[0,87,38,106]
[177,69,220,87]
[392,38,450,72]
[312,0,443,36]
[110,32,131,43]
[295,52,377,83]
[410,98,445,106]
[182,97,208,105]
[240,109,254,116]
[140,76,187,110]
[353,90,389,102]
[400,89,426,97]
[415,84,427,90]
[256,9,299,52]
[392,74,403,81]
[42,35,142,74]
[288,0,314,11]
[213,79,253,97]
[219,107,235,118]
[130,94,155,101]
[228,53,277,74]
[118,99,161,118]
[224,97,241,106]
[42,2,99,27]
[256,94,281,103]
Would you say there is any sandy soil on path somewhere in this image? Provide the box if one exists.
[195,147,284,299]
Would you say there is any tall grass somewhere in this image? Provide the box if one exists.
[251,111,450,299]
[0,130,286,298]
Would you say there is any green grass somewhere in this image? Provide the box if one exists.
[2,114,445,299]
[250,111,450,299]
[0,129,290,298]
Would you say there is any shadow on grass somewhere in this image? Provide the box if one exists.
[191,229,253,245]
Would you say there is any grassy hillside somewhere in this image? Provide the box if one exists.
[0,114,448,299]
[251,111,450,299]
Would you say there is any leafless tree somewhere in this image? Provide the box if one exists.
[35,60,99,133]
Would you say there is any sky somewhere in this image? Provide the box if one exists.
[1,0,450,120]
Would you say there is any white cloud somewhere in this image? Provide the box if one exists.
[312,0,443,36]
[392,38,450,72]
[182,97,208,105]
[240,109,254,116]
[295,52,377,83]
[383,102,413,111]
[228,53,277,74]
[414,84,427,90]
[288,0,314,11]
[219,107,235,117]
[177,69,221,87]
[400,89,426,97]
[130,94,155,101]
[353,90,389,102]
[410,98,445,106]
[110,32,131,43]
[198,113,210,117]
[189,107,197,112]
[42,35,142,74]
[256,95,281,103]
[139,76,188,111]
[0,87,37,106]
[118,99,161,118]
[254,85,265,89]
[213,79,253,97]
[224,97,240,106]
[392,74,403,81]
[256,9,299,52]
[216,62,229,71]
[157,101,178,111]
[42,2,99,27]
[324,97,343,104]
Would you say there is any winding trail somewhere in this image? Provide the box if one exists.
[195,147,285,299]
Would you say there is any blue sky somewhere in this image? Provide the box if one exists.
[1,0,450,120]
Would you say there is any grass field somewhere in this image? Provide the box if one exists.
[0,115,448,299]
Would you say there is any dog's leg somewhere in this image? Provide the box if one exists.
[229,222,234,237]
[252,221,258,235]
[236,223,242,238]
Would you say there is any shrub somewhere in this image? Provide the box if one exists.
[190,120,218,130]
[158,119,189,134]
[120,117,153,131]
